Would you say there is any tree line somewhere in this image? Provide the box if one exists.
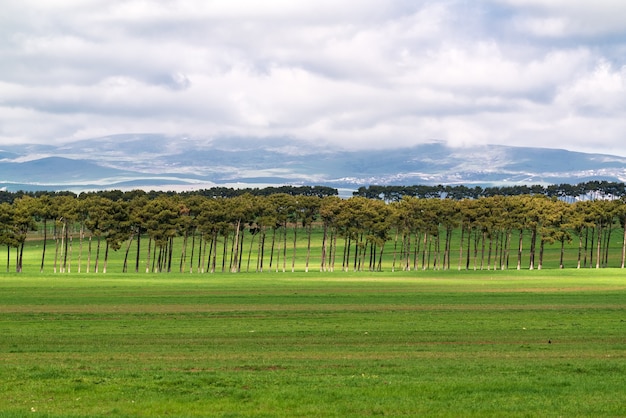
[2,185,626,273]
[353,181,626,201]
[0,185,338,205]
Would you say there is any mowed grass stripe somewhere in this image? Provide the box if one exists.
[1,271,625,416]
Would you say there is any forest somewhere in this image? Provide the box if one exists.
[2,181,626,274]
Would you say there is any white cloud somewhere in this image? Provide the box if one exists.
[1,0,626,156]
[498,0,626,37]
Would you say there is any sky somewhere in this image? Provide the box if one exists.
[1,0,626,156]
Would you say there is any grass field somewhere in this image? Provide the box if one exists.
[1,269,625,417]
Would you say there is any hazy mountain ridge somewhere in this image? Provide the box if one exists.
[2,134,626,193]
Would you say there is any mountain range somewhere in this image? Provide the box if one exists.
[2,134,626,196]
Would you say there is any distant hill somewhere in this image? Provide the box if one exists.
[1,135,626,193]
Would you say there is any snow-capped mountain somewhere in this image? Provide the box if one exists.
[2,134,626,193]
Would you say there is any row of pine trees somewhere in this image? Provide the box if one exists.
[2,189,626,273]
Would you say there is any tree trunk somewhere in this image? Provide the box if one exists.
[517,230,523,270]
[577,233,583,269]
[54,225,59,274]
[321,224,328,272]
[466,227,472,270]
[305,225,312,273]
[247,231,256,272]
[123,234,134,273]
[529,228,536,270]
[189,230,195,273]
[180,229,189,273]
[231,220,241,273]
[18,241,25,273]
[62,221,69,273]
[538,238,544,270]
[95,236,101,273]
[145,237,152,273]
[282,223,287,273]
[135,230,141,273]
[330,230,337,272]
[167,236,174,272]
[40,219,47,273]
[87,235,92,273]
[103,241,109,274]
[291,223,297,272]
[78,222,84,273]
[595,224,602,269]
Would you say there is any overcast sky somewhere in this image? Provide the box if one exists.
[2,0,626,155]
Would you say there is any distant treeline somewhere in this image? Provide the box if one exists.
[2,181,625,204]
[0,185,339,204]
[353,181,626,201]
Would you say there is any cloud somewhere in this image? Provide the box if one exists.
[498,0,626,37]
[1,0,626,156]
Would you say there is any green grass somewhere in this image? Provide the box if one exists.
[14,222,626,276]
[1,270,625,416]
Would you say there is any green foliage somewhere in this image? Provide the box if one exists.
[4,192,626,274]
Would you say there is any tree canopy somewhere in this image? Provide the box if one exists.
[3,183,626,273]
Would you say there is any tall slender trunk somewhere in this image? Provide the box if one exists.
[94,236,101,273]
[517,230,523,270]
[343,236,350,272]
[257,229,265,272]
[602,221,613,267]
[62,221,69,273]
[282,223,287,273]
[103,241,109,274]
[180,230,189,273]
[466,227,472,270]
[67,235,72,273]
[595,224,602,269]
[222,232,228,273]
[247,231,256,272]
[60,222,66,273]
[529,228,537,270]
[145,237,152,273]
[78,222,84,273]
[237,229,245,272]
[54,224,59,274]
[305,225,312,273]
[200,234,207,273]
[189,229,195,273]
[330,230,337,272]
[210,231,217,273]
[321,224,328,272]
[87,235,92,273]
[123,234,134,273]
[135,230,141,273]
[577,232,583,269]
[18,241,25,273]
[538,238,544,270]
[40,219,48,273]
[269,229,276,269]
[231,220,241,273]
[151,241,157,272]
[291,223,297,273]
[167,236,174,273]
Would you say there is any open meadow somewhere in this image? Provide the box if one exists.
[1,267,625,417]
